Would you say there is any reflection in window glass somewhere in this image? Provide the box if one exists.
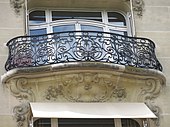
[81,25,103,31]
[53,25,75,32]
[29,11,46,24]
[59,118,115,127]
[121,119,140,127]
[30,28,46,35]
[108,12,126,26]
[52,11,102,22]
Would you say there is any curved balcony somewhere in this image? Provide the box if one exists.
[5,31,162,71]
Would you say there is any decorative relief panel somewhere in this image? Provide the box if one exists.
[45,73,127,102]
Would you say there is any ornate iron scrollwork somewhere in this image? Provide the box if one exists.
[5,31,162,71]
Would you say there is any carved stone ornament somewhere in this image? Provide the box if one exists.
[138,78,163,126]
[7,78,34,127]
[45,73,127,102]
[8,78,35,101]
[10,0,25,14]
[124,0,144,16]
[13,102,31,127]
[132,0,144,16]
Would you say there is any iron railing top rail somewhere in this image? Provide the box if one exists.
[5,31,163,71]
[6,31,156,46]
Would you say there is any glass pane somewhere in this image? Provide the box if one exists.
[52,11,102,22]
[81,25,103,31]
[121,119,141,127]
[29,11,46,24]
[34,118,51,127]
[58,118,115,127]
[108,12,126,26]
[53,25,75,32]
[30,28,46,35]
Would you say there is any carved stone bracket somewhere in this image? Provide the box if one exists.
[138,78,163,126]
[13,102,31,127]
[10,0,25,14]
[6,78,34,127]
[45,73,127,102]
[8,78,35,101]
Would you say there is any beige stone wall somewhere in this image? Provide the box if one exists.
[135,0,170,126]
[0,0,25,126]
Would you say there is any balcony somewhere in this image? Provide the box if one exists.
[5,31,162,71]
[2,31,165,127]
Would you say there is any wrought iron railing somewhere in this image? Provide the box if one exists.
[5,31,163,71]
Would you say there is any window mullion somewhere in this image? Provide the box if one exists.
[76,22,81,31]
[114,118,122,127]
[51,118,58,127]
[102,11,109,32]
[46,10,52,33]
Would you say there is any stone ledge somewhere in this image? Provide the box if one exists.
[1,62,165,85]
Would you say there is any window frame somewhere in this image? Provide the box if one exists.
[28,9,133,36]
[32,118,144,127]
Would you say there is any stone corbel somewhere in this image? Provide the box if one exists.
[10,0,25,14]
[8,78,35,101]
[7,78,34,127]
[138,78,163,126]
[13,102,31,127]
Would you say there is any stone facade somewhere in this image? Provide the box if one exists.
[0,0,170,127]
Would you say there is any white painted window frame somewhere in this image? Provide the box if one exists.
[28,9,133,36]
